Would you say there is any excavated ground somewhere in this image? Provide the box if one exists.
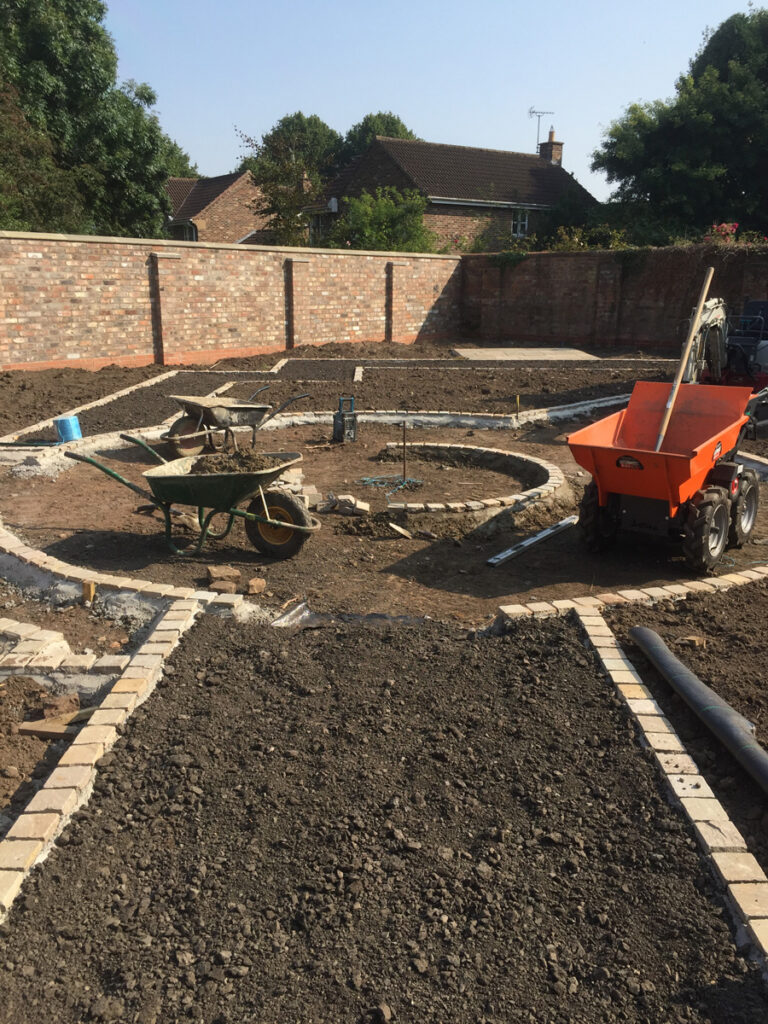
[0,341,768,1023]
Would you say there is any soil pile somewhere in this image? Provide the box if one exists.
[189,451,287,475]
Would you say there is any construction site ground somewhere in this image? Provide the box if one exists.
[1,342,768,1023]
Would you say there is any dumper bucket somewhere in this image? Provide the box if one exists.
[567,382,752,515]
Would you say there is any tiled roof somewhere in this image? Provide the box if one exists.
[166,177,198,216]
[167,172,245,220]
[330,137,595,208]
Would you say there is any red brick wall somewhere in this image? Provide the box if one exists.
[193,175,269,243]
[0,232,462,370]
[461,247,768,350]
[424,206,549,251]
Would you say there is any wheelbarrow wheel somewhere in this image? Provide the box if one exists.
[728,469,759,548]
[683,487,730,571]
[578,482,619,552]
[168,416,206,458]
[244,489,310,559]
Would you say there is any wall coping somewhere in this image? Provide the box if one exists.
[0,230,460,262]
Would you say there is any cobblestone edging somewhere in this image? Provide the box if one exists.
[497,570,768,977]
[0,519,251,925]
[381,442,564,514]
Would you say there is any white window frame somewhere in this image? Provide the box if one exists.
[511,209,529,238]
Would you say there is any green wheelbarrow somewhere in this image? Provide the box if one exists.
[64,434,320,559]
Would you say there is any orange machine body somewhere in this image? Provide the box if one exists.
[567,382,753,517]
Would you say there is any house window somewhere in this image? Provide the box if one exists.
[511,209,529,238]
[168,221,197,242]
[309,214,332,245]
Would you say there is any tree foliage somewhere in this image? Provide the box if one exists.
[326,187,436,252]
[0,82,85,231]
[238,112,343,245]
[341,111,417,163]
[592,10,768,235]
[0,0,194,236]
[238,111,418,246]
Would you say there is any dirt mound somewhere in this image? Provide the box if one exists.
[189,451,287,475]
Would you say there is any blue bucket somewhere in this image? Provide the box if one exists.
[54,415,82,443]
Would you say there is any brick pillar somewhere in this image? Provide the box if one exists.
[285,257,310,349]
[149,251,183,364]
[386,261,408,343]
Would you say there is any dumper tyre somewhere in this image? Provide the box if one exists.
[683,487,730,571]
[728,469,759,548]
[168,416,206,458]
[244,489,309,559]
[578,482,619,552]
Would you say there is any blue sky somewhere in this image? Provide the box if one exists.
[105,0,755,201]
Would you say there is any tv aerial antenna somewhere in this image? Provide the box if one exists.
[528,107,554,150]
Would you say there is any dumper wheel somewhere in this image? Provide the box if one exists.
[168,416,205,458]
[244,489,310,559]
[728,469,759,548]
[578,482,619,552]
[683,487,730,571]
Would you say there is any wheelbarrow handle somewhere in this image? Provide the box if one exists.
[247,385,272,400]
[63,450,159,505]
[258,393,311,426]
[119,433,167,463]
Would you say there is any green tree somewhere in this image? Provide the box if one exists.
[238,112,343,245]
[341,111,417,163]
[0,81,85,231]
[0,0,116,146]
[162,138,198,178]
[0,1,193,237]
[326,187,437,252]
[592,10,768,235]
[79,81,173,237]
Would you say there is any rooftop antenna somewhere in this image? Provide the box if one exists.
[528,107,554,151]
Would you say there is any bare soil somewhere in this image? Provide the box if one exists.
[1,344,768,1024]
[1,613,767,1024]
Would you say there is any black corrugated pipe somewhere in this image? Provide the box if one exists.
[629,626,768,796]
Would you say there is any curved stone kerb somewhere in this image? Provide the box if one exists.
[382,442,564,514]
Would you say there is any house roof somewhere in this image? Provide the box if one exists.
[166,177,198,216]
[322,136,595,209]
[167,172,245,221]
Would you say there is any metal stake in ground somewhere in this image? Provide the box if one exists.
[402,420,407,483]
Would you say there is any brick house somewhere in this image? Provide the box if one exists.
[307,131,596,250]
[165,171,270,243]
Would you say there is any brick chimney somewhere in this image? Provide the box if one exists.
[538,127,563,166]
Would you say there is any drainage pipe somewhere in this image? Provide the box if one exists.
[629,626,768,795]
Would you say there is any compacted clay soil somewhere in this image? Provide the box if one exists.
[1,613,767,1024]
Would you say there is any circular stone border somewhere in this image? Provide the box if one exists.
[381,442,564,513]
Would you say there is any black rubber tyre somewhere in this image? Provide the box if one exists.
[578,482,619,551]
[244,489,310,559]
[168,416,205,458]
[728,469,759,548]
[683,487,730,571]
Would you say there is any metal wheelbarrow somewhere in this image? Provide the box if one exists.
[64,434,320,559]
[165,385,310,456]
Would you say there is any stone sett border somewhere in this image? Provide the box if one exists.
[382,441,564,514]
[497,567,768,977]
[0,516,249,924]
